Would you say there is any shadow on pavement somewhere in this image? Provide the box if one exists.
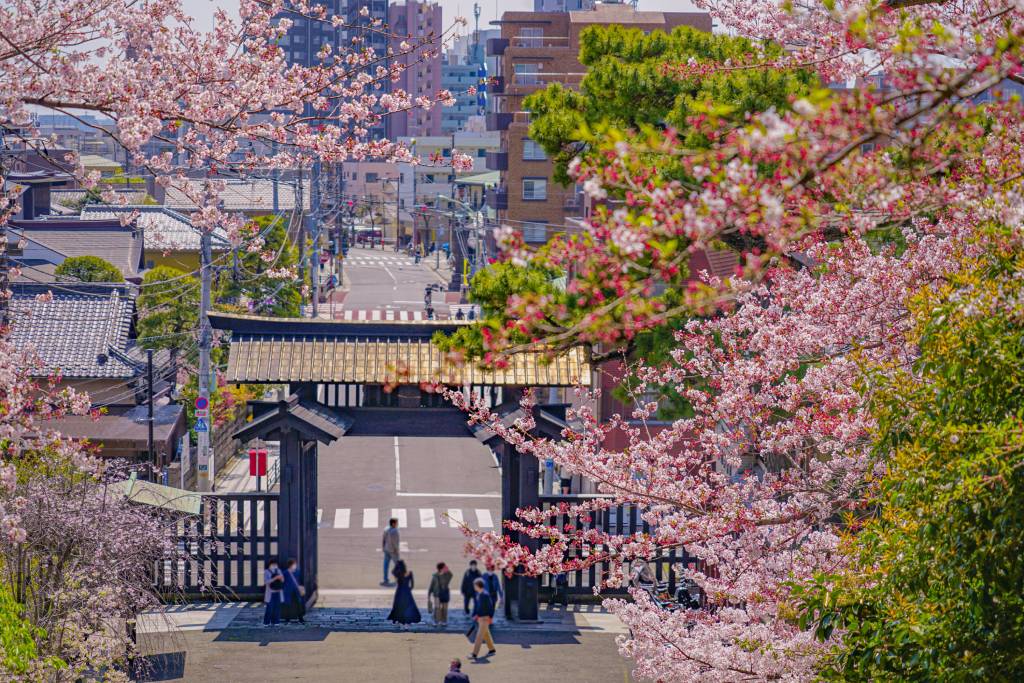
[130,652,186,681]
[213,626,330,644]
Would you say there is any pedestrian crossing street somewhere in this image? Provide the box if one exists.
[317,506,495,531]
[344,254,419,267]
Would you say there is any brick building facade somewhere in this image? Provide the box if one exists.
[485,3,712,243]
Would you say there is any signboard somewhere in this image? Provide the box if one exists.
[248,449,268,477]
[194,396,209,410]
[194,408,208,418]
[194,417,209,433]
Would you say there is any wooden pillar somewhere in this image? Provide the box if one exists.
[277,428,303,566]
[499,442,518,620]
[516,450,540,621]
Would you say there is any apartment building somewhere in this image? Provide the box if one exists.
[485,2,712,243]
[389,0,445,138]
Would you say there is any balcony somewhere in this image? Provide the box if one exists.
[509,36,571,50]
[486,112,514,131]
[488,76,505,94]
[485,187,508,211]
[486,38,509,56]
[563,193,584,213]
[485,151,508,171]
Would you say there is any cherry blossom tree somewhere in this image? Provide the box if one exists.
[446,0,1024,680]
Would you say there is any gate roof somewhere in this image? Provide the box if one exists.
[210,312,591,387]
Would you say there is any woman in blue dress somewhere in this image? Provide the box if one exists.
[387,560,421,630]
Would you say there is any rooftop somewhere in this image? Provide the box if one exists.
[7,282,137,379]
[81,205,229,252]
[163,178,312,212]
[9,218,143,280]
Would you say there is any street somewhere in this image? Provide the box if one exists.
[316,410,499,590]
[333,245,450,320]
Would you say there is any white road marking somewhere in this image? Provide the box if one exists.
[362,507,378,529]
[413,311,423,321]
[475,509,494,528]
[419,508,436,528]
[358,309,368,321]
[396,491,501,498]
[391,508,407,528]
[343,309,353,321]
[385,310,395,320]
[371,309,382,321]
[447,508,464,527]
[399,310,409,321]
[334,508,350,529]
[394,436,401,492]
[317,508,323,525]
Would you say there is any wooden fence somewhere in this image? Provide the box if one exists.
[154,492,278,599]
[535,495,692,597]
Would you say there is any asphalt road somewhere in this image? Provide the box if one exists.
[340,245,445,315]
[137,629,633,682]
[315,416,500,590]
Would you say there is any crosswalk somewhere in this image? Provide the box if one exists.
[318,507,496,531]
[345,254,419,267]
[339,308,425,322]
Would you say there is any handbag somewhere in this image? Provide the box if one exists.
[465,621,478,642]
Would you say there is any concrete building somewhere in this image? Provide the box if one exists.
[389,0,444,138]
[485,2,712,243]
[535,0,596,10]
[441,29,500,134]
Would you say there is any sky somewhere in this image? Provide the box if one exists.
[181,0,701,33]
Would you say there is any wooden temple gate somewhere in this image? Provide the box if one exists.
[166,312,591,618]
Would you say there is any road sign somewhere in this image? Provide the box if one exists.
[194,417,209,433]
[194,396,209,410]
[194,408,208,418]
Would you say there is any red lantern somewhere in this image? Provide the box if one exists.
[248,449,268,476]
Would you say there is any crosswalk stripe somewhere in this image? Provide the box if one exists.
[419,508,436,528]
[413,311,423,321]
[399,310,409,321]
[343,309,353,321]
[362,507,378,528]
[358,309,368,321]
[447,508,464,527]
[391,508,407,528]
[475,509,494,528]
[334,508,350,529]
[371,310,382,321]
[386,310,395,320]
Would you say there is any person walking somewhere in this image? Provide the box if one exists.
[469,578,496,660]
[427,562,453,628]
[481,567,503,611]
[460,560,481,615]
[387,560,421,630]
[262,558,284,627]
[281,558,306,624]
[382,517,401,586]
[444,658,470,682]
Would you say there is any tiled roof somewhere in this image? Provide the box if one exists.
[51,189,148,208]
[225,336,591,387]
[81,205,228,252]
[8,282,137,379]
[163,178,311,212]
[9,218,143,280]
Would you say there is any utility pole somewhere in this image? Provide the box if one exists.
[297,166,306,293]
[147,348,156,482]
[308,160,320,317]
[197,226,213,492]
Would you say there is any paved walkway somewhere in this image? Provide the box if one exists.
[139,594,624,637]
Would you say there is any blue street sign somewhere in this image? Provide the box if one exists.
[194,418,209,433]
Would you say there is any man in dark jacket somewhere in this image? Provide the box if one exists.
[459,560,481,614]
[481,568,503,608]
[443,658,470,682]
[469,578,496,659]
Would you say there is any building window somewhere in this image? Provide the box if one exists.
[522,221,547,243]
[518,27,544,47]
[366,172,379,183]
[514,63,542,86]
[522,138,547,161]
[522,178,547,201]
